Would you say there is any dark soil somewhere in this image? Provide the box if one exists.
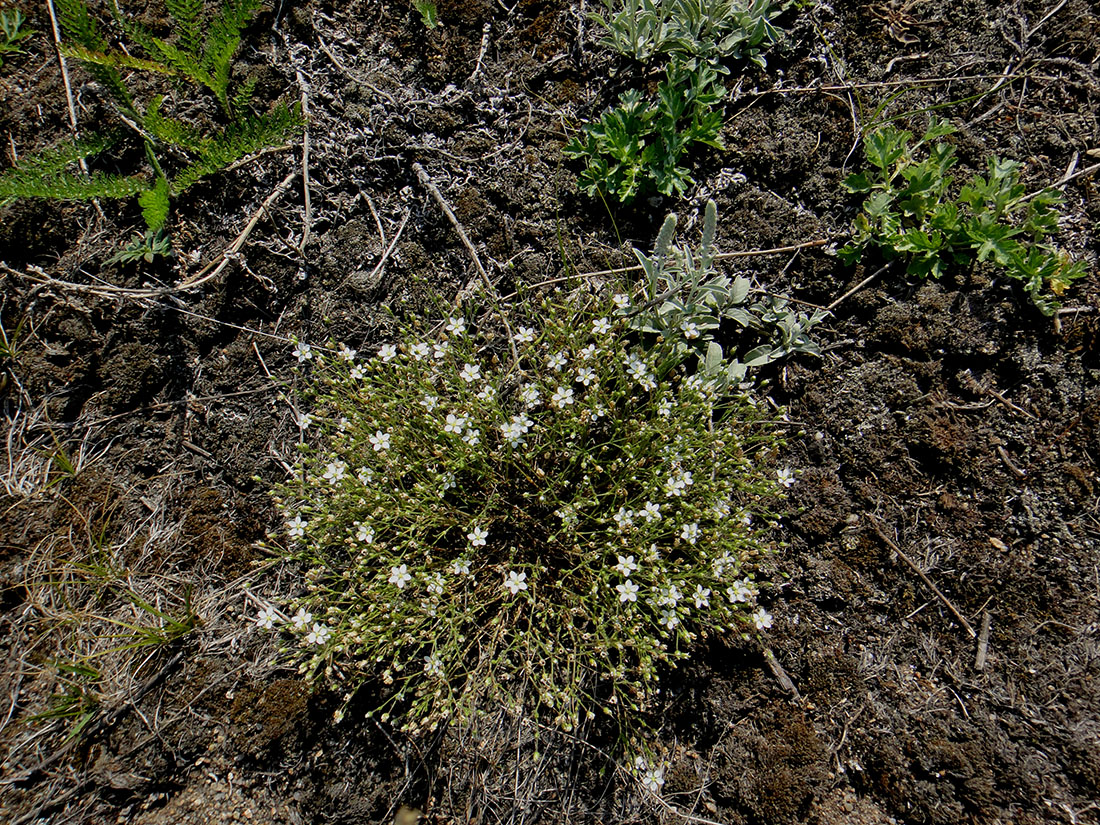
[1,0,1098,823]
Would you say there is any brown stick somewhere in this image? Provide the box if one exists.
[974,611,993,670]
[827,261,895,311]
[763,647,802,700]
[868,515,977,638]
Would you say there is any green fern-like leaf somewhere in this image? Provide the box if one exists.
[202,0,262,111]
[144,95,212,154]
[171,101,302,194]
[139,176,171,231]
[165,0,204,58]
[55,0,134,112]
[61,43,177,76]
[0,136,146,204]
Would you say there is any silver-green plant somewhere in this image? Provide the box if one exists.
[0,7,34,67]
[268,291,786,757]
[593,0,786,69]
[620,199,826,387]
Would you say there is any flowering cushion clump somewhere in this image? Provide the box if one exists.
[271,291,785,741]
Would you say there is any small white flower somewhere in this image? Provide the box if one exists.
[296,412,313,430]
[550,386,575,408]
[323,460,348,484]
[460,363,481,383]
[575,367,596,387]
[426,572,445,595]
[255,606,278,629]
[659,609,680,630]
[640,764,665,794]
[656,584,683,607]
[421,394,439,411]
[693,585,711,608]
[444,413,467,434]
[592,403,607,419]
[369,430,391,452]
[440,472,456,492]
[357,466,374,485]
[292,608,312,630]
[423,653,444,677]
[777,467,797,488]
[514,326,536,344]
[286,514,307,539]
[389,564,412,589]
[680,320,700,339]
[433,342,449,359]
[500,421,525,447]
[578,344,597,360]
[519,384,541,407]
[467,526,489,547]
[642,501,661,522]
[712,551,736,579]
[613,293,630,308]
[337,416,350,432]
[409,342,430,360]
[616,579,640,602]
[355,523,374,543]
[378,344,398,362]
[741,510,754,527]
[349,364,366,380]
[476,384,495,401]
[338,343,357,361]
[712,499,732,519]
[306,623,331,646]
[451,557,471,575]
[462,427,481,447]
[547,351,567,371]
[613,554,638,576]
[592,317,612,335]
[292,341,313,363]
[680,522,700,545]
[613,507,634,530]
[751,607,774,630]
[657,398,673,417]
[727,579,758,603]
[664,469,694,497]
[512,414,533,433]
[446,316,467,335]
[504,570,528,595]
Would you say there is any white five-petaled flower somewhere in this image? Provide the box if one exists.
[323,460,348,484]
[292,608,312,630]
[777,467,797,488]
[639,762,665,794]
[462,427,481,447]
[592,317,612,335]
[338,343,357,361]
[504,570,528,595]
[657,399,673,417]
[355,523,374,543]
[727,579,757,603]
[292,341,313,363]
[660,609,680,630]
[578,344,597,360]
[642,501,661,522]
[446,316,466,335]
[421,394,439,411]
[369,430,391,451]
[409,342,430,360]
[286,514,307,539]
[451,557,471,575]
[426,572,445,595]
[680,522,700,545]
[255,606,278,629]
[349,364,366,380]
[547,351,567,371]
[389,564,412,589]
[575,367,596,387]
[613,554,638,576]
[296,412,313,430]
[424,654,444,677]
[613,507,634,530]
[501,421,526,447]
[613,293,630,308]
[664,468,694,497]
[519,384,541,407]
[440,472,456,492]
[433,342,449,359]
[378,344,397,362]
[357,466,374,485]
[460,363,481,383]
[306,623,331,646]
[693,585,711,608]
[444,413,467,434]
[712,499,732,519]
[616,579,640,603]
[680,320,700,339]
[514,326,536,344]
[751,607,774,630]
[476,384,495,400]
[467,526,489,547]
[550,386,575,408]
[712,551,736,579]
